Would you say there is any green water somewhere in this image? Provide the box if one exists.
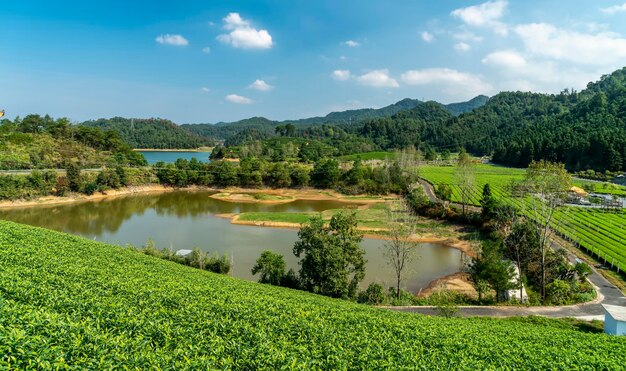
[0,190,464,291]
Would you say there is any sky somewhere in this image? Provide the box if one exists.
[3,0,626,123]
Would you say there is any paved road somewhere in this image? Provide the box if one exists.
[395,180,626,319]
[418,179,438,203]
[386,259,626,319]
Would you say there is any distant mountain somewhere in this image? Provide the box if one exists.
[444,95,490,116]
[181,96,489,141]
[81,117,213,149]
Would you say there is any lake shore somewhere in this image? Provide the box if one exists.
[0,185,393,209]
[133,148,213,152]
[0,184,476,258]
[216,213,477,258]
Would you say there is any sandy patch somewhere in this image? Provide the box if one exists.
[417,272,477,298]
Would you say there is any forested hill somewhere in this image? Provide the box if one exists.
[351,67,626,172]
[0,114,146,169]
[181,96,488,142]
[82,117,213,149]
[461,68,626,171]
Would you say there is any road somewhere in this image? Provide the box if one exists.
[393,179,626,319]
[386,259,626,319]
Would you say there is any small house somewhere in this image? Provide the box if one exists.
[603,304,626,336]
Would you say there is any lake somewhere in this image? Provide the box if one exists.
[0,191,465,292]
[137,151,211,164]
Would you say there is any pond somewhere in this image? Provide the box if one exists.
[0,191,465,292]
[137,151,211,164]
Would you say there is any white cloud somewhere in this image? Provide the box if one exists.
[249,79,273,91]
[601,3,626,14]
[356,69,399,88]
[451,0,508,36]
[421,31,434,43]
[332,70,351,81]
[202,46,211,54]
[339,55,348,61]
[201,87,210,92]
[344,40,360,47]
[482,50,526,68]
[481,50,602,94]
[401,68,492,99]
[217,13,273,49]
[514,23,626,66]
[454,42,471,52]
[155,34,189,46]
[453,30,483,42]
[225,94,252,104]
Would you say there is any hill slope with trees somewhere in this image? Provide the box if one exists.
[82,117,213,149]
[0,114,145,169]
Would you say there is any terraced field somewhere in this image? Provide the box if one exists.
[419,164,626,275]
[1,220,625,368]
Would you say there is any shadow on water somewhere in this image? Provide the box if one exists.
[0,190,464,291]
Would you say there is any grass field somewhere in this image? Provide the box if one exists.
[419,163,626,275]
[1,220,625,369]
[237,203,390,229]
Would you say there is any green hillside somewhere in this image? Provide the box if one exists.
[0,115,145,169]
[82,117,213,149]
[0,220,624,369]
[180,96,488,142]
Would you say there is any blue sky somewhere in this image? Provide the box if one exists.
[3,0,626,123]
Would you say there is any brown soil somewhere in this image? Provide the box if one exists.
[209,192,295,204]
[417,272,477,298]
[0,185,178,209]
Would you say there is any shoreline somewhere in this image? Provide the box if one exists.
[221,214,477,258]
[133,148,212,152]
[0,185,392,209]
[0,184,475,257]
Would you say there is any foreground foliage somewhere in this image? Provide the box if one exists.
[1,221,626,369]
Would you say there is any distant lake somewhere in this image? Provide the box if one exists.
[137,151,211,164]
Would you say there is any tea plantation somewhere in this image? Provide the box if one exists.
[1,221,625,369]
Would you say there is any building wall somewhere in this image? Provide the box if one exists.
[604,314,626,335]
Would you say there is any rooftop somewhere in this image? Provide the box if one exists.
[603,304,626,322]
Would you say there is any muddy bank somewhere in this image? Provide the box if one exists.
[417,272,476,298]
[0,185,390,210]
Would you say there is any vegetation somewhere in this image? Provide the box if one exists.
[1,221,625,368]
[82,117,213,149]
[140,239,231,274]
[0,114,146,170]
[293,212,366,299]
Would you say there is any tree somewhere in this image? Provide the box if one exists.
[66,162,82,192]
[524,160,571,300]
[251,250,286,285]
[468,240,516,303]
[311,158,340,189]
[293,212,366,298]
[383,201,420,300]
[504,220,538,301]
[480,183,497,220]
[455,149,475,216]
[435,183,452,202]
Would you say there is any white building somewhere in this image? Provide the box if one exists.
[603,304,626,336]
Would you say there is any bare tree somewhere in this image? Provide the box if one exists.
[455,150,476,216]
[383,200,420,300]
[523,160,571,300]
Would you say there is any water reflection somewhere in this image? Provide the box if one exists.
[0,191,464,291]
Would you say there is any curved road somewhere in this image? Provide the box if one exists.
[391,180,626,319]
